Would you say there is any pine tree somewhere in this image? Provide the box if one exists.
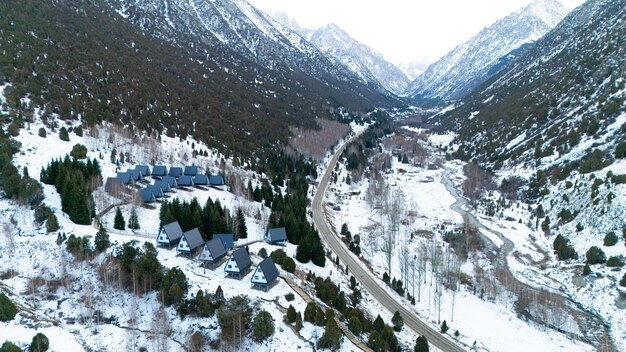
[440,320,449,334]
[582,264,591,276]
[114,208,126,230]
[237,208,247,238]
[304,302,317,323]
[317,317,342,351]
[286,305,297,324]
[373,315,385,333]
[414,335,429,352]
[95,226,110,252]
[391,310,403,331]
[46,213,59,233]
[128,207,140,230]
[294,312,303,331]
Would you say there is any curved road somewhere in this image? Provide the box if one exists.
[312,134,467,352]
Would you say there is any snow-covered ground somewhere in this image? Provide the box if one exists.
[324,131,600,352]
[0,115,361,351]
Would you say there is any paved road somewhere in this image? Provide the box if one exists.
[311,134,467,352]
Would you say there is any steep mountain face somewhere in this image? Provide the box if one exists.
[0,0,401,157]
[303,24,411,95]
[108,0,398,98]
[435,0,625,173]
[405,0,568,101]
[270,14,409,95]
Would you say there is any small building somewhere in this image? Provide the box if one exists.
[105,177,126,196]
[152,165,168,178]
[157,221,184,247]
[177,175,194,187]
[209,175,225,186]
[193,174,209,186]
[199,238,227,269]
[169,167,183,178]
[265,227,288,245]
[184,165,198,176]
[154,180,172,193]
[161,175,178,188]
[177,228,205,255]
[251,257,279,291]
[116,172,134,185]
[214,234,234,251]
[127,169,144,182]
[138,188,156,203]
[145,185,164,198]
[224,248,252,279]
[136,165,151,177]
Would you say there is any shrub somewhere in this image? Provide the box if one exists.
[553,234,577,260]
[284,293,295,302]
[252,310,274,342]
[281,256,296,273]
[621,273,626,287]
[606,256,624,267]
[70,144,88,159]
[585,246,606,264]
[258,248,267,259]
[29,333,49,352]
[0,341,21,352]
[604,232,618,246]
[270,249,287,265]
[38,128,46,138]
[615,142,626,159]
[0,293,18,322]
[74,125,83,137]
[59,127,69,141]
[46,213,59,233]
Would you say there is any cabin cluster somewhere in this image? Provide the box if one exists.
[104,164,226,204]
[157,221,288,291]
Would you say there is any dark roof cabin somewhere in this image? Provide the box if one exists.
[169,167,183,178]
[136,165,151,177]
[176,228,204,254]
[224,248,252,278]
[105,177,126,195]
[145,185,164,198]
[214,234,234,251]
[116,172,133,185]
[210,175,225,186]
[127,169,144,182]
[193,174,209,186]
[199,238,227,269]
[177,175,194,187]
[265,227,288,245]
[138,188,156,203]
[184,165,198,176]
[251,257,280,291]
[161,176,178,188]
[157,221,183,246]
[154,180,172,193]
[152,165,168,178]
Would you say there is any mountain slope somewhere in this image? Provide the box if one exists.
[0,0,401,157]
[303,24,411,95]
[435,0,625,173]
[405,0,568,101]
[108,0,399,100]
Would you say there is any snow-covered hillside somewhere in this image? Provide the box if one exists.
[404,0,569,101]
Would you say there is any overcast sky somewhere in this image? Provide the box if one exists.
[248,0,585,66]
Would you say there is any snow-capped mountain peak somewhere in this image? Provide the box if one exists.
[272,15,410,95]
[404,0,569,101]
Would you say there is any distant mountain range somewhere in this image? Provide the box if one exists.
[271,13,410,95]
[404,0,569,101]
